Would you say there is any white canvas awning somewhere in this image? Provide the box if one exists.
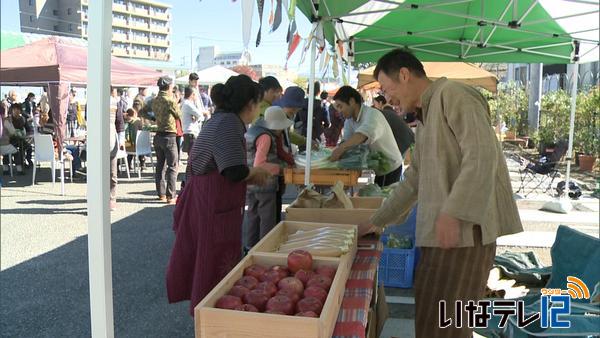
[176,65,239,85]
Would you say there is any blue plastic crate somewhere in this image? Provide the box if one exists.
[378,206,418,288]
[378,231,416,288]
[383,205,417,236]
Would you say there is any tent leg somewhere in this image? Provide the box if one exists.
[304,19,319,186]
[564,62,579,198]
[541,62,578,214]
[87,0,115,336]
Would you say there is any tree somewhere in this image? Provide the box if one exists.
[294,76,308,90]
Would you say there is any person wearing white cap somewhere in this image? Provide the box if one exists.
[243,106,294,251]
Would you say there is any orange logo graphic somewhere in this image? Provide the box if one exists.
[565,276,590,299]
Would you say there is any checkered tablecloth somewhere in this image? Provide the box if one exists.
[333,239,383,338]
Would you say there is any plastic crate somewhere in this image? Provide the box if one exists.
[378,206,418,288]
[378,228,417,288]
[383,205,417,236]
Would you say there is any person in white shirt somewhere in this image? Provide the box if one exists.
[188,72,209,119]
[181,86,205,154]
[331,86,403,187]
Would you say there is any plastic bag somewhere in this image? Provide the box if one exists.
[288,185,325,209]
[294,148,334,169]
[337,144,370,170]
[322,181,354,209]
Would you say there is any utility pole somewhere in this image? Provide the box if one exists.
[189,36,194,72]
[187,35,206,73]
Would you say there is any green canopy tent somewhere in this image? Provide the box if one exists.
[0,31,26,51]
[293,0,598,206]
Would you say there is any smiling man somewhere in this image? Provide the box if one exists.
[363,49,523,338]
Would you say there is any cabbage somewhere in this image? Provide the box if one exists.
[367,151,392,176]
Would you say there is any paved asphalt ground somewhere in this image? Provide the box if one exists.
[1,168,195,337]
[1,158,598,337]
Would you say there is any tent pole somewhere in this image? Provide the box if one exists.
[564,62,579,199]
[543,61,579,213]
[87,0,115,336]
[305,20,318,186]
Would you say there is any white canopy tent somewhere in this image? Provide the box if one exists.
[175,65,239,86]
[280,78,300,89]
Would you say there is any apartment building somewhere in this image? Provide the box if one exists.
[19,0,172,61]
[196,46,246,70]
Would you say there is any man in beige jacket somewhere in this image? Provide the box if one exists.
[362,49,523,338]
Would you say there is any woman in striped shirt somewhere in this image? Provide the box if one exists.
[166,75,272,315]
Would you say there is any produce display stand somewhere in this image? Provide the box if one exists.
[332,238,386,338]
[285,197,384,225]
[250,221,358,276]
[284,168,362,187]
[195,221,358,338]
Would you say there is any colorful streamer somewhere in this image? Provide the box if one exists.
[271,0,283,32]
[256,0,265,47]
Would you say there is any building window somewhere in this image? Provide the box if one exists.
[53,9,59,15]
[67,8,73,15]
[69,24,73,31]
[29,15,34,22]
[53,25,59,31]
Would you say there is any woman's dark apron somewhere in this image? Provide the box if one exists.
[166,170,246,315]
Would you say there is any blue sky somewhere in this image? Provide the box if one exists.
[1,0,313,74]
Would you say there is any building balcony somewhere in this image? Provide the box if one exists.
[112,47,129,56]
[132,21,151,29]
[132,36,150,44]
[112,3,127,12]
[151,11,170,21]
[112,33,128,41]
[150,38,169,47]
[152,52,170,61]
[151,25,169,34]
[113,18,128,27]
[132,7,150,16]
[132,49,151,58]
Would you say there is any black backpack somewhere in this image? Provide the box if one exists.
[556,181,582,199]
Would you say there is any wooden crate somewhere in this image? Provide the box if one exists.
[195,253,351,338]
[285,197,383,225]
[250,221,358,274]
[284,168,362,187]
[350,197,384,209]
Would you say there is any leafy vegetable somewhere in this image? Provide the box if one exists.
[387,234,413,249]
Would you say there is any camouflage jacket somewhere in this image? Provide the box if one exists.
[147,90,181,133]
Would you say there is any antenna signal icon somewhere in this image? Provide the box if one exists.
[565,276,590,299]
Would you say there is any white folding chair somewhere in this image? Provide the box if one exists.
[0,145,18,177]
[32,134,72,191]
[127,130,154,179]
[116,148,130,180]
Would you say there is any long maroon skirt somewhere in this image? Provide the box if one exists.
[166,170,246,315]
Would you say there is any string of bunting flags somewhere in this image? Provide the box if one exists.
[235,0,351,83]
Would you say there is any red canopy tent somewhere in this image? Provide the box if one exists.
[0,36,161,86]
[0,36,162,149]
